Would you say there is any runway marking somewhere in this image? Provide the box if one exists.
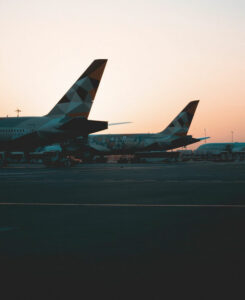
[1,179,245,184]
[0,171,60,176]
[0,203,245,208]
[103,179,157,183]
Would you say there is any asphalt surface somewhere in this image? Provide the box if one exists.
[1,162,245,299]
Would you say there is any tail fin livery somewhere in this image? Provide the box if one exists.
[159,100,199,136]
[47,59,107,118]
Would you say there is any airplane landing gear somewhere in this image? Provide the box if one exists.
[42,151,80,168]
[0,152,8,168]
[81,151,94,163]
[63,157,72,168]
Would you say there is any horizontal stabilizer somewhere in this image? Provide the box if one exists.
[59,118,108,135]
[108,122,132,126]
[197,137,210,141]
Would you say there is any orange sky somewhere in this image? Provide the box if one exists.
[0,0,245,148]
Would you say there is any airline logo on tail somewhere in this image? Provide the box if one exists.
[47,59,107,118]
[160,100,199,136]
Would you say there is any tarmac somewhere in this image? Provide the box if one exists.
[1,162,245,298]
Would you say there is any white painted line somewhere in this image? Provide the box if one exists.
[0,203,244,208]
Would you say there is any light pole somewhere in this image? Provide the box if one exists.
[15,109,21,117]
[204,128,207,143]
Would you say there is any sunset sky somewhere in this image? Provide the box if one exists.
[0,0,245,146]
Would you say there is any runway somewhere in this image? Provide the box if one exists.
[1,162,245,205]
[1,162,245,298]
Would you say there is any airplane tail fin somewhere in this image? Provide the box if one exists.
[47,59,107,118]
[159,100,199,136]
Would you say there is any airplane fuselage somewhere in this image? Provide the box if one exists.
[86,133,199,155]
[0,116,81,151]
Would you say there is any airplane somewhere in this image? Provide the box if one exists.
[37,100,208,164]
[0,59,108,166]
[82,100,205,160]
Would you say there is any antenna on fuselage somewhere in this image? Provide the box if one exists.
[15,108,21,117]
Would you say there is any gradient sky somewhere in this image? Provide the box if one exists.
[0,0,245,146]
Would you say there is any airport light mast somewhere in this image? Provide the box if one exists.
[16,108,21,117]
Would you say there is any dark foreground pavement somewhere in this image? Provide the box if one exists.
[0,162,245,299]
